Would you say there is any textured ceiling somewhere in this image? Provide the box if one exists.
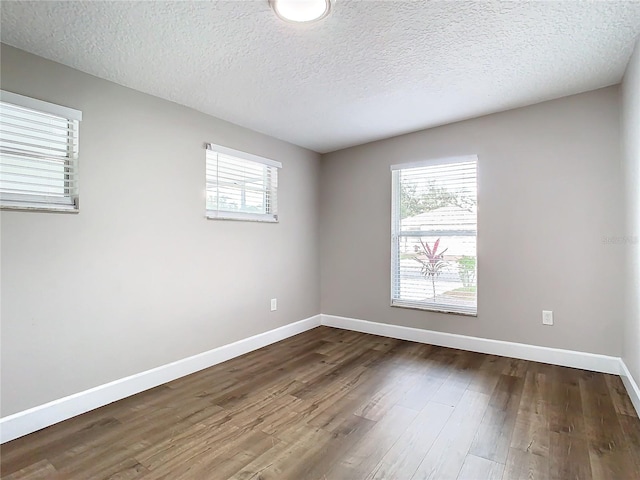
[1,1,640,153]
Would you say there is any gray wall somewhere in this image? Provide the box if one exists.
[622,38,640,383]
[320,87,624,357]
[0,45,321,416]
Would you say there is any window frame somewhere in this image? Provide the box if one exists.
[205,143,281,223]
[390,155,478,316]
[0,90,82,213]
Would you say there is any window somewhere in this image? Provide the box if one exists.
[391,156,478,315]
[205,143,281,222]
[0,91,81,212]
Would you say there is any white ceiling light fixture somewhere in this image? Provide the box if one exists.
[269,0,333,23]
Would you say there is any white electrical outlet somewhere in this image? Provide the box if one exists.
[270,298,277,311]
[542,310,553,326]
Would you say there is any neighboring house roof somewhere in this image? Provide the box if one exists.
[402,206,476,232]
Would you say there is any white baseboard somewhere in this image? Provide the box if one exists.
[321,314,621,375]
[619,359,640,417]
[0,315,321,444]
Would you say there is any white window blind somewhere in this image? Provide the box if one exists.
[391,156,478,315]
[205,143,281,222]
[0,91,81,212]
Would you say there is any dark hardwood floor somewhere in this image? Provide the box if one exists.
[1,326,639,479]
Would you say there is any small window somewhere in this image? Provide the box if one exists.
[205,143,281,222]
[0,91,81,212]
[391,156,478,315]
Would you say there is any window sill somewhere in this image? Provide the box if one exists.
[391,300,477,317]
[206,211,278,223]
[1,204,79,214]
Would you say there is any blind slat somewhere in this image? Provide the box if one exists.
[0,151,73,166]
[1,186,73,196]
[1,162,75,175]
[0,118,75,135]
[0,112,72,132]
[0,129,73,147]
[1,173,77,185]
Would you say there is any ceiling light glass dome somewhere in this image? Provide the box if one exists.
[270,0,333,23]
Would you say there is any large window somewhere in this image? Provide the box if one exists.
[0,91,81,212]
[391,156,478,315]
[205,143,281,222]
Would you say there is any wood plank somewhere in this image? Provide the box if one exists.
[135,422,240,471]
[395,347,460,411]
[605,374,638,417]
[1,460,58,480]
[548,366,585,436]
[395,373,448,411]
[227,423,333,480]
[272,414,376,480]
[411,389,490,479]
[153,428,277,479]
[324,405,419,479]
[502,447,549,480]
[469,374,525,463]
[457,454,504,480]
[466,355,509,395]
[0,416,122,477]
[501,358,528,378]
[549,431,592,480]
[580,371,638,479]
[352,367,424,421]
[430,351,481,407]
[618,412,640,476]
[207,351,328,408]
[303,366,388,432]
[366,402,454,480]
[290,349,380,400]
[510,371,550,458]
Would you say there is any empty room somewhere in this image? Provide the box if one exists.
[1,1,640,479]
